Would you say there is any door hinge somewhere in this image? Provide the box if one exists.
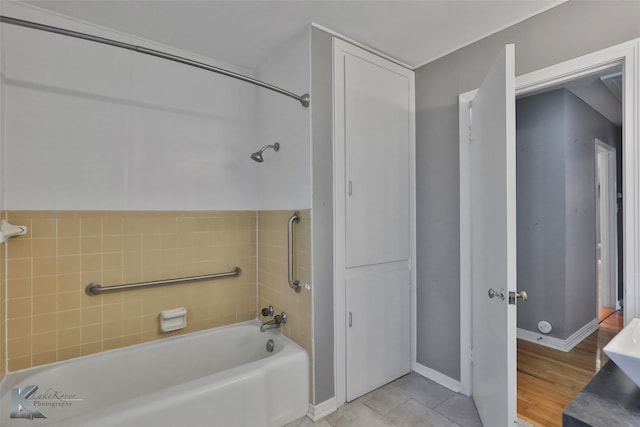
[348,311,353,327]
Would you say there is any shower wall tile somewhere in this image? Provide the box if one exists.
[5,210,258,371]
[0,226,6,380]
[257,210,313,401]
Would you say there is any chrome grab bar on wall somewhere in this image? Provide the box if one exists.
[288,212,301,292]
[85,267,241,296]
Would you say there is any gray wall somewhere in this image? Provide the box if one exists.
[415,1,640,380]
[516,89,620,339]
[311,27,335,404]
[563,91,621,335]
[516,90,567,338]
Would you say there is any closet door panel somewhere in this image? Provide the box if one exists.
[343,55,411,268]
[345,268,411,401]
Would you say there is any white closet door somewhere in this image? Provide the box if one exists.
[346,268,410,401]
[334,39,414,403]
[343,53,411,268]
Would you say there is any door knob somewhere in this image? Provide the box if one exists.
[488,288,505,300]
[509,290,528,305]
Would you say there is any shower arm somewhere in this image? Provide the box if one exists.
[0,15,310,108]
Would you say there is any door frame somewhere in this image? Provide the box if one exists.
[459,39,639,396]
[332,37,417,406]
[595,138,619,311]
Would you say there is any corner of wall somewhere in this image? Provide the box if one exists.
[0,5,7,381]
[257,209,313,401]
[310,27,335,404]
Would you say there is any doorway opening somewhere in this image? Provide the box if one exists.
[458,40,639,427]
[515,66,624,427]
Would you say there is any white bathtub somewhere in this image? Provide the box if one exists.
[0,320,309,427]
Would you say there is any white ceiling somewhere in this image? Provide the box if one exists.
[24,0,563,70]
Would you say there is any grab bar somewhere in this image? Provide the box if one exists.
[85,267,241,296]
[288,211,301,292]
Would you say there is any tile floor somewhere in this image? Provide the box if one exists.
[285,373,482,427]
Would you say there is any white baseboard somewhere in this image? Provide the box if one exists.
[412,362,461,393]
[307,397,337,421]
[517,417,535,427]
[517,318,599,352]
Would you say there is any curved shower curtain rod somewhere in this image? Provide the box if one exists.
[0,15,310,108]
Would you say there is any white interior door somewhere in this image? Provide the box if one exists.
[596,139,618,310]
[469,45,518,426]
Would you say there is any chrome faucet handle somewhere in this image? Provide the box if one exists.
[275,312,287,324]
[261,305,274,317]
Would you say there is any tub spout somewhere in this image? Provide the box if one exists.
[261,312,287,332]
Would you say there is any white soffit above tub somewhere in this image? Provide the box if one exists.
[22,0,564,69]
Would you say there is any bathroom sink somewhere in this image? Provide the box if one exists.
[604,317,640,387]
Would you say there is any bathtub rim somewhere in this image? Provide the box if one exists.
[2,318,302,379]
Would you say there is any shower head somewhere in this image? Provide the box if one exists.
[250,142,279,163]
[250,151,264,163]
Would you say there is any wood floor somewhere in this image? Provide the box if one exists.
[517,310,623,427]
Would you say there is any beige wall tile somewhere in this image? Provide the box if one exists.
[58,274,81,293]
[8,336,31,359]
[58,292,81,311]
[33,276,56,297]
[102,218,123,236]
[31,219,57,239]
[81,341,102,356]
[103,337,124,351]
[81,254,102,272]
[33,257,58,278]
[33,295,57,315]
[32,332,57,354]
[58,218,80,238]
[81,323,102,343]
[8,298,31,319]
[8,259,32,280]
[9,356,32,372]
[123,334,143,347]
[257,209,313,401]
[59,346,81,361]
[58,309,82,329]
[5,210,261,371]
[33,239,57,258]
[80,218,102,237]
[32,351,57,366]
[8,239,31,259]
[81,306,102,325]
[33,313,57,334]
[103,236,123,253]
[58,327,81,349]
[8,317,31,340]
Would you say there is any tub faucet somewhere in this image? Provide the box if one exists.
[261,312,287,332]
